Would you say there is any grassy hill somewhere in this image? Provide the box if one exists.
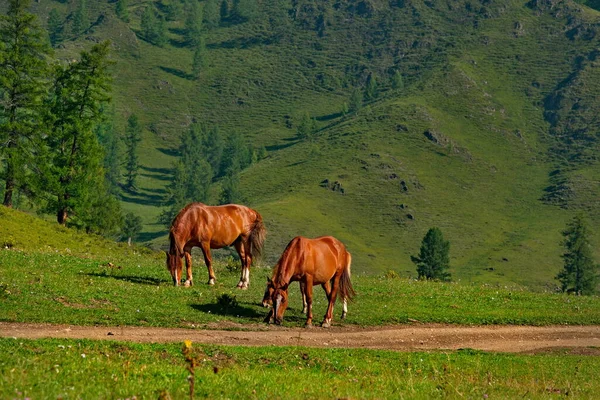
[7,0,600,290]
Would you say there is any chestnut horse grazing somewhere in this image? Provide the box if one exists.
[265,236,355,327]
[166,203,266,289]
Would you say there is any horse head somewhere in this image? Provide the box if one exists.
[262,277,274,308]
[165,250,183,286]
[271,284,289,325]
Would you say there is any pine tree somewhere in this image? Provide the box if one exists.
[122,212,142,246]
[202,125,223,177]
[220,167,241,205]
[296,112,317,140]
[349,88,363,113]
[44,41,113,225]
[185,0,203,46]
[0,0,52,208]
[220,131,251,177]
[220,0,229,21]
[115,0,130,23]
[95,112,121,195]
[204,0,220,29]
[71,0,89,36]
[141,6,167,47]
[48,8,64,47]
[180,123,213,201]
[160,160,188,226]
[124,114,142,189]
[231,0,257,22]
[411,227,451,281]
[364,72,378,101]
[191,36,207,79]
[392,70,404,90]
[556,215,599,295]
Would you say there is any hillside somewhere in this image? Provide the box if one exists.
[8,0,600,290]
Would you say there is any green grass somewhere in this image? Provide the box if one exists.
[2,338,600,399]
[2,248,599,328]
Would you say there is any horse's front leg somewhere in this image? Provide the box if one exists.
[183,252,193,287]
[200,243,216,285]
[304,277,314,328]
[300,281,308,314]
[322,276,340,328]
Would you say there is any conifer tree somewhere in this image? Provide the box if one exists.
[185,0,203,46]
[232,0,257,22]
[122,212,142,246]
[124,114,142,189]
[204,0,220,29]
[0,0,52,208]
[71,0,89,36]
[48,8,64,47]
[392,70,404,90]
[220,0,229,21]
[44,41,113,225]
[115,0,130,23]
[349,88,363,113]
[141,6,167,47]
[191,36,207,79]
[556,215,599,295]
[220,167,241,204]
[411,227,451,281]
[95,112,121,195]
[296,112,317,140]
[364,72,378,101]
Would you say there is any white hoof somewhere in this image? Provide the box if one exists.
[184,280,192,287]
[207,278,215,285]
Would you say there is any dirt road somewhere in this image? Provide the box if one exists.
[2,322,600,354]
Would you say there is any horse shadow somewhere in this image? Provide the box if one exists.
[85,272,169,286]
[191,302,264,319]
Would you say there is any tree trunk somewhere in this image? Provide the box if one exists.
[3,179,14,208]
[57,207,68,225]
[128,236,132,247]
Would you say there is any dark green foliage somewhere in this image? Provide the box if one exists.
[124,114,142,189]
[191,36,207,79]
[185,0,203,46]
[71,0,89,36]
[203,0,220,29]
[556,215,599,295]
[219,168,241,204]
[141,5,167,47]
[122,212,142,245]
[364,72,378,101]
[391,70,404,90]
[0,0,52,208]
[349,88,363,113]
[220,131,252,177]
[296,112,317,140]
[115,0,130,23]
[231,0,257,22]
[202,125,224,177]
[95,114,121,196]
[411,227,451,281]
[47,8,64,47]
[43,41,113,226]
[74,184,123,236]
[219,0,229,20]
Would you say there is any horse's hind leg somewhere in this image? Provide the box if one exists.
[183,252,193,287]
[300,281,307,314]
[322,275,340,328]
[200,243,216,285]
[304,277,314,328]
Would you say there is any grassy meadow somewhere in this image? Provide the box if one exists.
[2,338,600,399]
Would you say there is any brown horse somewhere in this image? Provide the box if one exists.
[262,278,333,316]
[166,203,266,289]
[264,236,355,327]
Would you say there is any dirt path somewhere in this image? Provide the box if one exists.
[2,322,600,354]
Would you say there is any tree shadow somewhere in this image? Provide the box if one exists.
[265,137,298,152]
[206,35,269,50]
[191,302,264,318]
[84,272,170,286]
[316,111,343,122]
[137,230,167,243]
[121,191,164,207]
[160,66,191,80]
[156,147,179,157]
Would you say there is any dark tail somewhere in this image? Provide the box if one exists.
[249,213,266,261]
[339,252,355,301]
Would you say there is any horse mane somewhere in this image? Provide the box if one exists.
[272,237,303,288]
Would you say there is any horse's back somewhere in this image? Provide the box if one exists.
[289,236,348,283]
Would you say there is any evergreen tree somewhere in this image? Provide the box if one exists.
[231,0,257,22]
[44,41,113,225]
[180,123,213,201]
[0,0,52,208]
[296,112,317,140]
[220,0,229,21]
[364,72,378,101]
[75,182,123,236]
[48,8,64,47]
[95,113,121,195]
[160,160,188,226]
[392,70,404,90]
[124,114,142,189]
[219,168,241,204]
[165,0,183,21]
[203,0,220,29]
[185,0,203,46]
[349,88,363,113]
[202,124,223,177]
[220,131,251,177]
[115,0,130,23]
[411,227,451,281]
[71,0,89,36]
[191,36,207,79]
[122,212,142,246]
[141,6,167,47]
[556,215,599,295]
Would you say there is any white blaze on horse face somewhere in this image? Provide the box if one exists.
[275,293,283,309]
